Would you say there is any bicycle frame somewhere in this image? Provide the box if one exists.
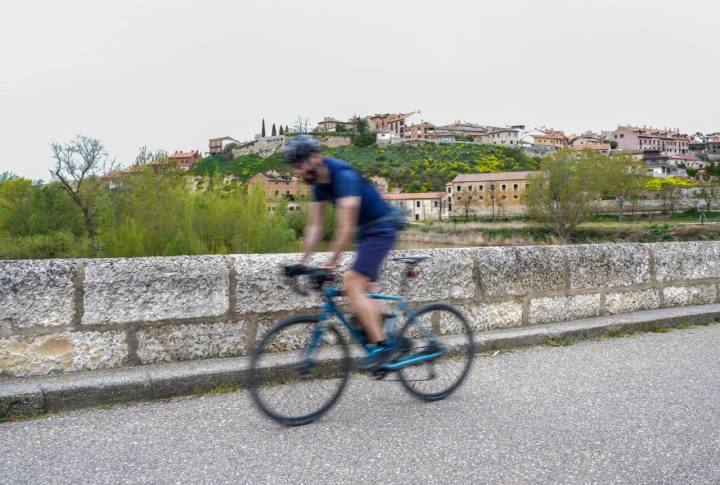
[305,287,443,371]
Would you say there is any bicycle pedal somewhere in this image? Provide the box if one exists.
[371,369,388,380]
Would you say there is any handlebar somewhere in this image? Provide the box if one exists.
[282,264,336,296]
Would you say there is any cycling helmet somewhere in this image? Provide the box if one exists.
[284,134,321,164]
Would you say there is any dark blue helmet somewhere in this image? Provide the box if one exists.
[284,134,320,164]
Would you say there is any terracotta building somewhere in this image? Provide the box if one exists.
[607,126,691,155]
[247,171,310,212]
[532,130,568,150]
[168,150,202,170]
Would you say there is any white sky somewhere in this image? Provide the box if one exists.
[1,0,718,180]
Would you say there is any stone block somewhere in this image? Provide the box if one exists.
[0,333,73,377]
[233,252,354,314]
[378,248,475,302]
[529,294,601,324]
[462,301,523,332]
[652,242,720,282]
[137,321,246,364]
[82,256,229,325]
[566,244,651,290]
[475,246,565,297]
[662,284,717,307]
[605,288,660,315]
[0,259,77,329]
[70,331,128,372]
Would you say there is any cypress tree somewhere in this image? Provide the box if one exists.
[271,123,277,136]
[285,125,289,134]
[261,119,266,138]
[279,125,284,135]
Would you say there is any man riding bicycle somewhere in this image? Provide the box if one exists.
[285,135,405,371]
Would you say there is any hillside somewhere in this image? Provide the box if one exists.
[191,141,539,192]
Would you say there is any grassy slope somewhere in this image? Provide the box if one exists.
[190,142,539,191]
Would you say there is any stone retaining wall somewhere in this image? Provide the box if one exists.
[2,242,719,378]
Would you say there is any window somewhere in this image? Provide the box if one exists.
[415,214,419,221]
[275,190,279,196]
[479,195,484,200]
[513,184,518,190]
[490,184,495,191]
[469,185,473,191]
[525,183,529,189]
[501,184,506,190]
[416,201,421,208]
[502,195,507,199]
[513,194,518,199]
[434,201,439,208]
[478,184,483,191]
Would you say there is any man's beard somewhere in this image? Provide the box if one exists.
[302,168,318,184]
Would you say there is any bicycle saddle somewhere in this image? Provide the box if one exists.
[391,256,430,265]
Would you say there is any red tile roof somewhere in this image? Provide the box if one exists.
[384,192,445,200]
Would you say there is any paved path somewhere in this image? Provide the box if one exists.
[2,325,720,484]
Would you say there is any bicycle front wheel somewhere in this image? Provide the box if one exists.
[398,303,474,401]
[247,315,351,426]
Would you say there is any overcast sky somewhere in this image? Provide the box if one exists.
[1,0,718,180]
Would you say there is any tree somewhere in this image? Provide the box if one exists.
[279,125,284,136]
[293,116,310,134]
[261,119,266,138]
[604,139,618,149]
[525,150,604,239]
[600,153,646,221]
[644,177,695,216]
[271,123,277,136]
[285,125,290,135]
[457,192,481,220]
[50,135,116,239]
[0,178,35,235]
[350,115,369,135]
[134,146,168,167]
[698,185,720,212]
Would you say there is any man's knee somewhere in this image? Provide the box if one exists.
[343,270,370,296]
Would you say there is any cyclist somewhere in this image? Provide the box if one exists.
[285,134,405,371]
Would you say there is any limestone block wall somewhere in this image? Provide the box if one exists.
[2,242,720,378]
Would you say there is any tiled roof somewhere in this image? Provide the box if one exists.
[384,192,445,200]
[452,171,538,183]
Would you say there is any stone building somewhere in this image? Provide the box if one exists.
[448,171,539,216]
[247,171,309,212]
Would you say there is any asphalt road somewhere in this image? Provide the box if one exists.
[2,325,720,484]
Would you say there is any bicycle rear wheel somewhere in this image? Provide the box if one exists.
[248,315,351,426]
[397,303,474,401]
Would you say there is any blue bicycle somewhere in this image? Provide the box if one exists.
[248,256,475,426]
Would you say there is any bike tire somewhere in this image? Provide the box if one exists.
[248,314,351,426]
[397,303,474,401]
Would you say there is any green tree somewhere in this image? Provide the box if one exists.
[0,178,35,236]
[279,125,284,135]
[261,119,266,138]
[525,150,605,239]
[604,139,618,149]
[271,123,277,136]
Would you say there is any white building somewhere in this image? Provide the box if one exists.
[479,128,521,146]
[384,192,447,221]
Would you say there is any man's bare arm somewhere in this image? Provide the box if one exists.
[301,201,325,264]
[326,196,360,267]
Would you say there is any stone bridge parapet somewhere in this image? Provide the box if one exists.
[2,242,719,378]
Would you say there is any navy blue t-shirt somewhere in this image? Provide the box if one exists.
[312,158,390,226]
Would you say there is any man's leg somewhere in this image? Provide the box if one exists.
[343,270,384,343]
